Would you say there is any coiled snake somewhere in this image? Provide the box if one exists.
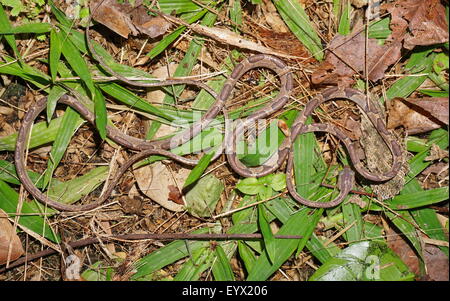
[14,53,402,212]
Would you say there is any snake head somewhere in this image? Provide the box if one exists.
[338,166,355,193]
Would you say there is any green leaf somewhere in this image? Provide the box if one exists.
[43,106,83,188]
[48,0,72,27]
[386,210,423,259]
[185,174,224,218]
[342,200,363,244]
[258,204,277,264]
[419,89,448,97]
[433,52,449,74]
[382,48,434,102]
[46,85,66,123]
[237,241,257,274]
[270,173,286,191]
[0,115,85,152]
[183,146,217,188]
[309,241,415,281]
[337,0,351,35]
[131,227,213,280]
[58,30,95,98]
[49,28,62,83]
[98,83,173,121]
[212,244,235,281]
[0,3,19,57]
[0,22,52,34]
[368,17,392,40]
[247,207,322,280]
[46,166,109,205]
[272,0,323,60]
[94,87,107,140]
[236,177,261,195]
[387,187,449,210]
[173,247,214,281]
[1,0,24,16]
[0,179,59,243]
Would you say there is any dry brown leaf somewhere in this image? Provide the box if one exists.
[384,0,449,49]
[134,162,188,212]
[0,209,24,265]
[132,63,190,212]
[387,97,448,134]
[90,0,170,39]
[311,30,401,86]
[421,244,449,281]
[386,227,421,276]
[402,97,449,125]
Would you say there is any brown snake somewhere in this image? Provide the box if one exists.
[13,17,402,211]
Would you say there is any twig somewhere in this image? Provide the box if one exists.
[0,232,302,272]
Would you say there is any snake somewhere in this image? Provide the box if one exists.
[13,13,403,211]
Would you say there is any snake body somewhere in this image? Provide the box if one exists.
[14,52,402,211]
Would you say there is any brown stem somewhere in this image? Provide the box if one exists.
[0,233,302,272]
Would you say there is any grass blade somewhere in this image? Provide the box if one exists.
[212,244,235,281]
[272,0,323,60]
[0,4,19,57]
[49,28,62,83]
[0,180,59,243]
[94,87,107,140]
[43,106,83,188]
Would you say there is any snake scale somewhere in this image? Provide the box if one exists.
[14,42,402,212]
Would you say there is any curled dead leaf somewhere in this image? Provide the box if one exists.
[90,0,170,39]
[384,0,449,49]
[311,29,401,86]
[387,97,448,134]
[0,209,24,265]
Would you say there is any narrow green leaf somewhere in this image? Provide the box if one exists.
[48,0,72,27]
[43,106,82,188]
[0,160,48,188]
[419,89,448,97]
[0,22,52,34]
[49,28,62,83]
[183,146,217,188]
[230,0,243,31]
[247,207,322,280]
[131,228,212,280]
[46,166,109,205]
[46,85,66,123]
[337,0,351,35]
[0,115,84,151]
[385,210,423,259]
[342,200,363,244]
[272,0,323,60]
[0,4,19,57]
[306,234,336,264]
[212,244,235,281]
[0,179,59,243]
[58,30,95,98]
[173,247,214,281]
[237,241,257,274]
[98,83,173,121]
[388,187,449,210]
[258,204,277,264]
[94,87,107,140]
